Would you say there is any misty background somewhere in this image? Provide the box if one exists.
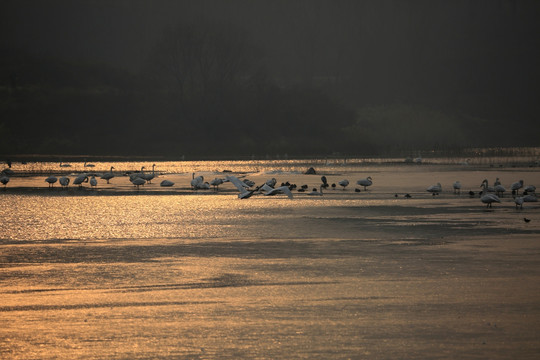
[1,0,539,159]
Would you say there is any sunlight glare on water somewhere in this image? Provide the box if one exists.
[1,194,370,242]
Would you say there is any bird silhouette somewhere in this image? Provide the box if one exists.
[0,174,9,188]
[100,166,115,184]
[160,179,174,187]
[480,179,501,208]
[427,183,442,195]
[59,176,70,189]
[90,176,98,189]
[45,175,57,188]
[338,179,349,190]
[357,176,373,191]
[453,181,462,194]
[524,217,531,223]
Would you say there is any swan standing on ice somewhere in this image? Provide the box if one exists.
[0,173,9,188]
[511,180,524,195]
[84,161,95,168]
[338,179,349,190]
[100,166,115,184]
[452,181,462,194]
[59,162,72,168]
[131,177,146,190]
[73,174,89,188]
[210,178,224,191]
[129,167,146,182]
[191,173,203,189]
[59,176,70,189]
[480,179,501,208]
[45,175,57,188]
[515,196,524,209]
[494,183,506,197]
[427,183,442,195]
[90,176,98,189]
[357,176,373,191]
[143,164,157,183]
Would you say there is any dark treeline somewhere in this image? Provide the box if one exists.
[1,1,539,159]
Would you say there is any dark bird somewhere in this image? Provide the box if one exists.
[524,217,531,223]
[469,190,475,197]
[355,188,361,192]
[405,194,411,198]
[394,193,398,198]
[321,176,329,189]
[331,183,336,190]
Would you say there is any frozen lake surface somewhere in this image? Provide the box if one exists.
[1,161,540,358]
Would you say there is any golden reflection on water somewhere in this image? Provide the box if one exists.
[1,194,362,242]
[9,150,540,176]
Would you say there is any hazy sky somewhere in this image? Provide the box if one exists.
[3,0,540,122]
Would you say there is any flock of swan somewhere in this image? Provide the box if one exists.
[426,177,537,209]
[1,162,538,210]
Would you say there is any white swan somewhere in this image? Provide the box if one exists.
[357,176,373,191]
[524,185,536,193]
[226,175,257,199]
[129,166,147,182]
[515,196,524,209]
[338,179,349,190]
[131,176,146,190]
[59,162,72,168]
[494,184,506,197]
[59,176,70,189]
[452,181,462,194]
[511,180,524,195]
[523,194,538,202]
[84,161,95,168]
[45,175,57,188]
[210,178,224,191]
[100,166,115,184]
[307,185,323,196]
[191,173,204,189]
[265,178,277,187]
[263,185,293,199]
[481,180,501,208]
[90,176,97,188]
[73,174,89,188]
[143,164,157,183]
[427,183,442,195]
[0,174,9,188]
[160,179,174,187]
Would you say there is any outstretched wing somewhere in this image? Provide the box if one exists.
[264,185,293,199]
[226,175,251,194]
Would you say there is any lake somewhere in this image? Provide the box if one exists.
[1,159,540,358]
